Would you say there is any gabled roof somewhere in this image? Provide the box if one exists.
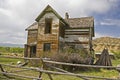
[25,5,94,37]
[67,17,94,28]
[35,5,68,25]
[25,22,38,31]
[67,17,94,37]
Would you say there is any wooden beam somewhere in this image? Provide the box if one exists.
[9,69,30,73]
[65,31,89,32]
[41,59,53,80]
[65,32,89,35]
[46,64,89,80]
[0,64,5,72]
[0,72,42,80]
[65,29,89,32]
[43,60,120,69]
[0,56,42,60]
[65,42,89,44]
[0,63,119,80]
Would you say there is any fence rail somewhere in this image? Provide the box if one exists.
[0,56,119,69]
[0,63,118,80]
[43,60,120,69]
[0,56,120,80]
[0,71,42,80]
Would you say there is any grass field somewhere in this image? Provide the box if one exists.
[0,55,120,80]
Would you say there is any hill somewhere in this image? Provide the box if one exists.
[93,37,120,52]
[0,43,24,48]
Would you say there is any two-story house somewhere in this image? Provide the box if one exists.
[24,5,94,57]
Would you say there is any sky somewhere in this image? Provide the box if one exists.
[0,0,120,44]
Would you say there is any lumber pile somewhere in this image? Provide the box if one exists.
[95,48,112,66]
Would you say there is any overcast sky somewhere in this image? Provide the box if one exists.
[0,0,120,44]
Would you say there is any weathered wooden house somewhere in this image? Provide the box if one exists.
[24,5,94,57]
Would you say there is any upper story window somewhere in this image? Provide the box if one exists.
[45,18,52,34]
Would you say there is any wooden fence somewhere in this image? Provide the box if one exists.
[0,56,120,80]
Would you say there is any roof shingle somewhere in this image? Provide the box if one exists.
[25,22,38,30]
[26,17,94,31]
[67,17,94,28]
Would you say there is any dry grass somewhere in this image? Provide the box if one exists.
[0,53,120,80]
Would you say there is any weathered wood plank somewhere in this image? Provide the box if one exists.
[0,72,42,80]
[0,63,118,80]
[65,42,89,44]
[43,60,120,69]
[65,33,89,35]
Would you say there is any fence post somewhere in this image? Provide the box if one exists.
[38,64,43,80]
[0,64,5,72]
[0,64,9,77]
[38,72,43,80]
[116,64,120,79]
[41,59,53,80]
[46,64,89,80]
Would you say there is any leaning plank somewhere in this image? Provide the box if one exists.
[0,63,118,80]
[41,59,53,80]
[0,64,5,72]
[47,64,89,80]
[0,56,42,60]
[43,60,120,69]
[95,49,112,66]
[37,68,118,80]
[0,64,9,77]
[9,69,30,73]
[0,72,41,80]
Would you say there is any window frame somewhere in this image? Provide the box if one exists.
[43,43,51,52]
[30,45,36,57]
[44,18,52,34]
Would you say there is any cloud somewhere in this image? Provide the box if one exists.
[0,0,119,44]
[100,19,120,26]
[94,32,114,39]
[60,0,118,17]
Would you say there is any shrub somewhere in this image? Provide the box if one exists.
[50,53,94,71]
[0,46,24,53]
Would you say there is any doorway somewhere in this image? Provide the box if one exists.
[30,45,36,57]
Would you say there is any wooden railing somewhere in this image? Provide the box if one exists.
[0,56,120,80]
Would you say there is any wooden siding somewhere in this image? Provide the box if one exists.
[27,30,37,44]
[65,28,90,49]
[65,43,89,49]
[36,12,59,57]
[65,35,89,42]
[58,21,66,52]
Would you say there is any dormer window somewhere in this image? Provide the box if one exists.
[45,18,52,34]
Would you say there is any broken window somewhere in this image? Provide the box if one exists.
[43,43,51,51]
[45,18,52,34]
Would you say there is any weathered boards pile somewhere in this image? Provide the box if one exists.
[95,48,112,66]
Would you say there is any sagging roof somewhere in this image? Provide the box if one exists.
[26,17,94,31]
[67,17,94,28]
[25,22,38,31]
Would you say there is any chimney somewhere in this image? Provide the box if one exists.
[65,12,69,19]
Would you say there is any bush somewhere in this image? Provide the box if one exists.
[50,53,94,71]
[0,46,24,53]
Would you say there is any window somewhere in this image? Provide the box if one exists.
[45,18,52,34]
[43,43,51,51]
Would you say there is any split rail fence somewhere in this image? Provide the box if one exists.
[0,56,120,80]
